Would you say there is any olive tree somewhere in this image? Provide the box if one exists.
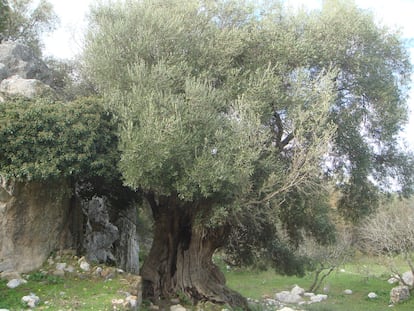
[83,0,412,307]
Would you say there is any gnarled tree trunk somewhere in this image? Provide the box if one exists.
[141,194,247,309]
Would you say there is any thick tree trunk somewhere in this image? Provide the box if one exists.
[141,194,248,309]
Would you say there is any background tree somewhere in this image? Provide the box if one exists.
[0,0,58,56]
[0,0,10,41]
[83,0,413,308]
[357,198,414,288]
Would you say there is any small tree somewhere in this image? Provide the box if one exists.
[298,228,353,292]
[358,199,414,286]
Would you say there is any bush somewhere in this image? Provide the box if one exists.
[0,96,119,181]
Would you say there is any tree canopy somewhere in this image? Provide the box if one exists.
[0,0,58,56]
[80,0,413,307]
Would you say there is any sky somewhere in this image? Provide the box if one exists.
[42,0,414,146]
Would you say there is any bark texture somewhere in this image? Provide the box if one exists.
[141,194,247,309]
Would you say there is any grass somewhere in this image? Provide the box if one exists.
[0,253,136,311]
[224,256,414,311]
[0,274,128,310]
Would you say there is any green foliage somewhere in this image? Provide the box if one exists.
[0,0,58,56]
[82,0,413,276]
[0,96,119,181]
[0,0,10,38]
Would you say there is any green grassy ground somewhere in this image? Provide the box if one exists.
[224,256,414,311]
[0,273,128,310]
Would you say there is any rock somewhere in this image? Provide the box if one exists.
[0,42,52,82]
[278,307,297,311]
[0,75,54,98]
[170,298,180,304]
[291,285,305,296]
[95,266,103,276]
[390,285,410,304]
[84,197,119,265]
[65,265,75,273]
[79,259,90,272]
[21,293,40,308]
[52,269,65,277]
[388,277,399,284]
[111,298,124,309]
[0,177,73,273]
[368,292,377,299]
[401,271,414,286]
[170,304,187,311]
[126,295,139,310]
[275,291,303,304]
[0,309,10,311]
[303,292,314,297]
[263,298,279,306]
[56,263,67,271]
[344,289,353,295]
[6,278,27,288]
[310,294,328,303]
[0,271,21,280]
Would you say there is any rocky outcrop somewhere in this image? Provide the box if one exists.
[0,41,51,82]
[114,204,140,274]
[0,41,54,99]
[83,196,140,274]
[84,197,119,264]
[0,177,73,274]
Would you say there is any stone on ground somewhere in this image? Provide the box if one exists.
[390,285,410,304]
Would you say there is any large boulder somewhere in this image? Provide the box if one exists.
[0,75,53,98]
[390,285,410,304]
[0,41,55,99]
[0,42,51,83]
[0,177,73,274]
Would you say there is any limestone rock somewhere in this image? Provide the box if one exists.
[390,286,410,304]
[78,257,90,272]
[310,294,328,303]
[275,291,303,304]
[84,197,119,265]
[0,177,72,273]
[344,289,353,295]
[114,204,140,274]
[0,271,21,280]
[21,293,40,308]
[0,42,51,82]
[291,285,305,296]
[170,304,187,311]
[368,292,377,299]
[401,271,414,286]
[0,75,53,98]
[388,277,399,284]
[6,278,27,288]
